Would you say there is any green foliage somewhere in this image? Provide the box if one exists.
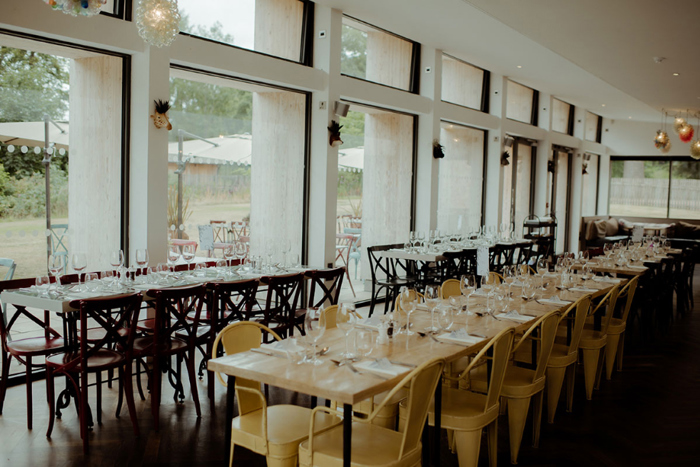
[0,163,13,216]
[2,167,68,219]
[644,161,670,179]
[341,25,367,79]
[179,12,235,45]
[672,161,700,180]
[339,110,365,149]
[611,160,623,178]
[337,169,362,197]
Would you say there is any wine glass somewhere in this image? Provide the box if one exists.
[182,244,196,271]
[537,257,548,276]
[234,242,248,270]
[265,243,276,272]
[424,284,440,332]
[481,274,495,313]
[35,275,50,297]
[502,265,516,299]
[304,307,326,366]
[437,303,454,331]
[337,303,357,360]
[399,287,416,335]
[459,275,476,314]
[71,252,87,290]
[281,239,291,268]
[167,245,181,270]
[48,254,65,292]
[603,243,613,259]
[135,249,149,282]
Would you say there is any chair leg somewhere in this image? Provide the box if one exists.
[546,366,566,424]
[25,356,32,430]
[605,334,620,381]
[594,348,606,390]
[80,371,89,454]
[532,391,544,448]
[152,356,161,432]
[122,364,140,437]
[185,353,202,419]
[616,333,626,372]
[581,348,600,401]
[0,350,9,415]
[565,364,576,413]
[453,429,482,467]
[487,419,498,467]
[506,397,531,464]
[136,358,146,401]
[46,368,56,438]
[229,441,235,467]
[95,371,102,425]
[116,365,124,418]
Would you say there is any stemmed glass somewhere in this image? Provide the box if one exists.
[399,287,416,335]
[520,277,536,302]
[48,254,65,293]
[234,242,248,272]
[71,252,87,290]
[265,244,276,272]
[502,265,516,300]
[281,240,291,269]
[167,245,180,271]
[481,274,496,313]
[182,244,196,271]
[459,274,476,315]
[135,249,149,282]
[337,303,357,360]
[304,307,326,366]
[223,245,234,268]
[109,250,124,286]
[424,285,440,332]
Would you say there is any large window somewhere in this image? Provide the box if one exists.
[178,0,310,63]
[551,98,573,135]
[341,16,418,92]
[610,158,700,219]
[551,148,572,253]
[437,122,485,232]
[585,111,602,143]
[581,154,599,216]
[506,80,538,125]
[441,54,488,112]
[0,36,127,280]
[335,103,415,302]
[500,139,534,230]
[168,69,306,262]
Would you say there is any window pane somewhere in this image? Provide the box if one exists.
[514,144,532,230]
[169,71,305,263]
[551,98,571,134]
[506,80,534,124]
[501,152,513,227]
[0,39,124,280]
[341,17,413,91]
[554,152,569,253]
[581,154,599,216]
[441,55,484,110]
[335,105,414,302]
[437,123,484,232]
[670,161,700,219]
[585,111,599,142]
[610,160,669,218]
[178,0,304,62]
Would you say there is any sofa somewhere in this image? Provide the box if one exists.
[580,216,700,251]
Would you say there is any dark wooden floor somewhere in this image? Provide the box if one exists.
[1,275,699,466]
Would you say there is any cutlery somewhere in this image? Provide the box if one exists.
[250,348,286,359]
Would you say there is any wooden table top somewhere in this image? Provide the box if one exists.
[208,274,621,405]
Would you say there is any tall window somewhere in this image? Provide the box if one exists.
[506,80,537,125]
[551,98,573,135]
[585,111,602,143]
[437,122,485,232]
[169,69,306,262]
[0,36,126,280]
[610,158,700,219]
[441,55,488,112]
[341,16,418,92]
[336,104,415,301]
[178,0,309,63]
[552,149,571,253]
[500,139,534,230]
[581,154,599,216]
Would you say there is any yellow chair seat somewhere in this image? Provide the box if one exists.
[579,330,607,350]
[607,318,626,335]
[233,405,337,460]
[298,421,422,467]
[470,364,545,399]
[423,387,499,431]
[547,343,577,368]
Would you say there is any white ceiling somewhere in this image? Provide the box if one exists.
[313,0,700,123]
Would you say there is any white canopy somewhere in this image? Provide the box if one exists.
[0,121,70,150]
[167,134,252,165]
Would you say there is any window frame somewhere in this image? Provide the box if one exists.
[99,0,131,20]
[551,145,574,252]
[504,137,537,229]
[340,15,421,94]
[177,0,315,67]
[506,80,539,126]
[551,97,575,136]
[582,153,601,216]
[440,53,490,113]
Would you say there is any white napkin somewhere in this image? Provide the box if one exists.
[569,286,598,293]
[494,310,533,323]
[538,297,573,306]
[21,284,50,294]
[436,328,483,346]
[261,339,305,356]
[593,276,622,284]
[627,265,647,270]
[354,358,407,377]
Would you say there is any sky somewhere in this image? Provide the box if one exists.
[178,0,255,49]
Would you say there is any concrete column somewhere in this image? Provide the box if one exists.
[249,91,306,259]
[534,93,552,217]
[129,45,170,266]
[569,152,584,251]
[484,73,506,227]
[69,55,123,272]
[254,0,304,62]
[366,29,412,90]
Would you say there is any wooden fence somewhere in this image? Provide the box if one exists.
[610,178,700,211]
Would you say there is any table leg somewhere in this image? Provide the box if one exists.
[225,375,235,448]
[343,403,352,467]
[422,421,430,465]
[433,378,442,466]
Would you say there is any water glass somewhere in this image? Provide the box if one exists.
[356,330,375,358]
[35,275,50,296]
[424,284,440,332]
[167,245,180,268]
[337,303,357,359]
[399,287,416,335]
[84,272,100,292]
[304,307,326,366]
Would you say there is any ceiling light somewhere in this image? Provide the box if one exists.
[628,116,632,119]
[601,104,606,107]
[516,65,522,69]
[673,73,680,76]
[135,0,181,48]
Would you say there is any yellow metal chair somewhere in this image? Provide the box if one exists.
[469,311,560,464]
[604,276,638,380]
[578,284,621,400]
[400,328,515,467]
[440,279,461,299]
[545,295,591,423]
[298,358,446,467]
[490,271,504,284]
[320,305,339,330]
[212,322,336,467]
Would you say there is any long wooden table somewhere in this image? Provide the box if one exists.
[381,240,532,262]
[208,274,621,467]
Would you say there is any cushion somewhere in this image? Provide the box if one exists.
[618,218,634,230]
[584,221,599,241]
[593,220,608,239]
[604,217,619,236]
[676,221,700,240]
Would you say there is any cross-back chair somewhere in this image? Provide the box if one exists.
[258,273,304,339]
[367,244,416,317]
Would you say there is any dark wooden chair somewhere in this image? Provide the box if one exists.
[45,293,142,453]
[0,277,64,430]
[367,244,416,317]
[294,268,345,334]
[257,273,304,340]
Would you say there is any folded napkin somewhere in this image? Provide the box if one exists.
[569,286,598,293]
[356,315,381,330]
[593,276,622,284]
[494,310,534,323]
[65,291,104,300]
[538,297,573,306]
[261,339,305,356]
[436,328,483,346]
[627,265,647,270]
[20,284,50,294]
[354,358,409,377]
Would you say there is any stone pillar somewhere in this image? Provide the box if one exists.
[365,30,412,90]
[254,0,304,61]
[361,112,413,280]
[68,55,123,272]
[484,73,506,227]
[249,91,305,260]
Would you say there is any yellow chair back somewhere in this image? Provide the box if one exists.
[320,304,339,329]
[511,310,561,382]
[393,289,424,319]
[489,271,504,284]
[440,279,461,299]
[618,276,639,324]
[559,294,592,355]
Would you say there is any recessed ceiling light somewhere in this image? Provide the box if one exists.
[601,104,606,107]
[516,65,522,69]
[628,116,632,119]
[673,72,680,76]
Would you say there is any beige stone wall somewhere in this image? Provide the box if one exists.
[514,143,532,229]
[366,30,412,90]
[441,56,483,109]
[254,0,304,61]
[554,151,569,252]
[551,98,570,134]
[506,80,533,123]
[585,111,599,142]
[68,55,123,272]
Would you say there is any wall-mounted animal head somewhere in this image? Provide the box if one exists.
[328,120,343,147]
[151,99,172,130]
